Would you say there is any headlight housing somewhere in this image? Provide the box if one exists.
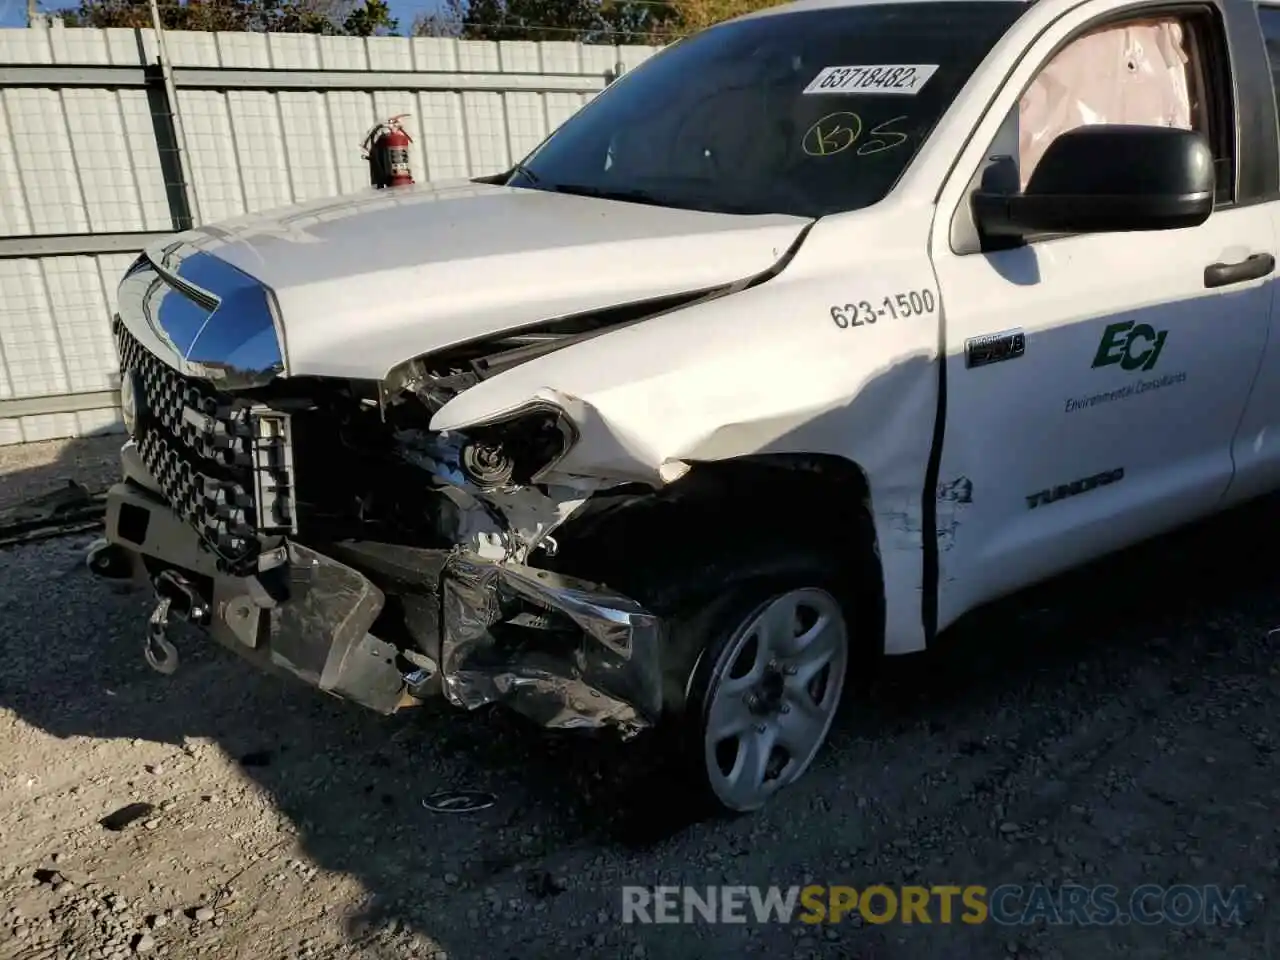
[455,403,579,489]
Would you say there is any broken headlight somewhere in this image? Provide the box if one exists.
[457,405,578,489]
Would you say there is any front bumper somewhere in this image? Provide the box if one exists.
[100,443,663,735]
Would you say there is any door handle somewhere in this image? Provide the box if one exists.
[1203,252,1275,288]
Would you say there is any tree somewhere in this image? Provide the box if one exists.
[411,1,464,37]
[56,0,775,39]
[411,0,680,44]
[668,0,788,34]
[338,0,394,35]
[411,0,785,44]
[56,0,398,34]
[604,0,681,44]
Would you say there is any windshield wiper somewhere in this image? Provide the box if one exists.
[547,182,768,216]
[507,162,540,185]
[545,183,668,207]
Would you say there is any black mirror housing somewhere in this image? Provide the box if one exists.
[972,124,1215,240]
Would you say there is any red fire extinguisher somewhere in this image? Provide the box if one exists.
[361,114,414,188]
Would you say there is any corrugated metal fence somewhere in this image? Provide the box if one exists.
[0,22,660,446]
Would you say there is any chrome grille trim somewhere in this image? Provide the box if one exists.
[114,318,297,568]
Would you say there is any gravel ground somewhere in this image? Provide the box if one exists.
[1,437,1278,959]
[0,435,123,513]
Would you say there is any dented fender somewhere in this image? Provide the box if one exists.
[429,205,946,655]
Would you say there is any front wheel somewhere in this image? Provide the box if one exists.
[541,488,880,816]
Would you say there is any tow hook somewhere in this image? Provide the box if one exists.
[85,538,134,580]
[144,571,210,676]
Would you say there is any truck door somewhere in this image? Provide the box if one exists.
[927,1,1275,628]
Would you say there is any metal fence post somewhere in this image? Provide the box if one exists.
[146,0,202,229]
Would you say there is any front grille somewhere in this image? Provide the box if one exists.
[114,319,296,568]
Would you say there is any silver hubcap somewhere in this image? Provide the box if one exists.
[702,587,848,812]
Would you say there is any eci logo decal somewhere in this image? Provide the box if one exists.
[1092,321,1167,373]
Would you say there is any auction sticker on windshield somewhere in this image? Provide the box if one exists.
[803,65,939,95]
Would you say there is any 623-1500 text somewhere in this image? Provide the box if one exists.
[831,289,937,328]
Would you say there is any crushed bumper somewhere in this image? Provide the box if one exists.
[104,477,412,714]
[99,448,664,734]
[441,555,662,734]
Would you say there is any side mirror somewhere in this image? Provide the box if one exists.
[972,125,1215,240]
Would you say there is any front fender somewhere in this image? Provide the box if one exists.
[430,203,944,654]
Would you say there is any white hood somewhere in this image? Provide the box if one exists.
[169,180,812,380]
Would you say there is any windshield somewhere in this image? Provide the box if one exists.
[507,2,1025,218]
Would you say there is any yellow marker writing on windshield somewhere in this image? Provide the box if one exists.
[802,112,862,156]
[857,116,910,155]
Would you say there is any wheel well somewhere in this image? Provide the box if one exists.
[537,453,885,649]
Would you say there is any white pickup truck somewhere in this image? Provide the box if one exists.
[91,0,1280,815]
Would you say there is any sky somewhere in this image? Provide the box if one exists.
[0,0,442,31]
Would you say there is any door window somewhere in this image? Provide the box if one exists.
[967,8,1233,211]
[1017,17,1205,187]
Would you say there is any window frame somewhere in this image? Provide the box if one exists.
[1254,3,1280,149]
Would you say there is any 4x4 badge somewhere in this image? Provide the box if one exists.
[966,328,1025,368]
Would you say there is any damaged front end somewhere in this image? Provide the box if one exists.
[98,290,686,739]
[441,556,662,733]
[360,318,670,736]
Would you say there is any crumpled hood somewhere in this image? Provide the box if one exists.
[160,179,812,380]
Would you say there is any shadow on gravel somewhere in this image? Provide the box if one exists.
[3,430,1280,958]
[888,488,1280,714]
